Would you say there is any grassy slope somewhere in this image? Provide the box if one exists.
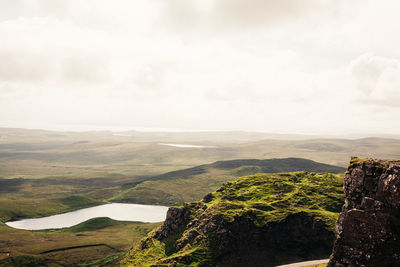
[0,158,344,267]
[0,128,396,220]
[0,128,397,266]
[0,195,104,223]
[0,158,344,222]
[0,218,161,266]
[122,172,344,267]
[111,158,345,206]
[0,174,129,222]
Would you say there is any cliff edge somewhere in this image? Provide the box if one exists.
[121,172,344,267]
[328,157,400,267]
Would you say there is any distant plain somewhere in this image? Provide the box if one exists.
[1,128,400,265]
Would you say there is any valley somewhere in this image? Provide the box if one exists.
[1,1,398,266]
[1,128,400,266]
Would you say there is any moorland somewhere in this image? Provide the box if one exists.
[1,128,400,265]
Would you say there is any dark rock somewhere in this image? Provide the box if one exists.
[328,157,400,267]
[155,205,192,239]
[158,209,334,267]
[202,193,213,202]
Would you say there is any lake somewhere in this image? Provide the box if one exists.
[6,203,169,230]
[159,143,217,148]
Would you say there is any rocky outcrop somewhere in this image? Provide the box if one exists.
[328,158,400,267]
[155,204,198,240]
[121,172,344,267]
[154,209,334,267]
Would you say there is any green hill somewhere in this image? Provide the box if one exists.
[151,157,345,179]
[65,217,122,232]
[111,158,345,206]
[121,171,344,267]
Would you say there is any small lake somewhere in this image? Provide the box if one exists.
[6,203,169,231]
[159,143,217,148]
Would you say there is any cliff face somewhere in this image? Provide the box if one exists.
[121,172,344,267]
[328,158,400,267]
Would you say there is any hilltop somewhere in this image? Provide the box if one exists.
[121,171,344,267]
[111,158,345,206]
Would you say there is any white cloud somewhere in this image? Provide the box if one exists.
[350,53,400,106]
[0,16,112,84]
[0,0,399,135]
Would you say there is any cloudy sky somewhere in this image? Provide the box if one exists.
[0,0,399,135]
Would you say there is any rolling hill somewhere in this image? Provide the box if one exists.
[111,158,345,206]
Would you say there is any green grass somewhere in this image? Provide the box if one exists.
[0,219,161,266]
[0,195,104,223]
[1,128,399,266]
[64,217,123,232]
[0,256,48,267]
[111,158,345,207]
[0,158,344,266]
[77,252,125,267]
[0,157,343,223]
[207,172,343,229]
[122,172,344,266]
[55,195,103,209]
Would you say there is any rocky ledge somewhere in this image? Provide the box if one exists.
[121,172,344,267]
[328,157,400,267]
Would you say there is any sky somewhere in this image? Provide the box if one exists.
[0,0,399,135]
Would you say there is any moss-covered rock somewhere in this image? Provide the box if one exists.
[121,172,344,267]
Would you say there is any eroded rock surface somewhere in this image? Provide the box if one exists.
[328,157,400,267]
